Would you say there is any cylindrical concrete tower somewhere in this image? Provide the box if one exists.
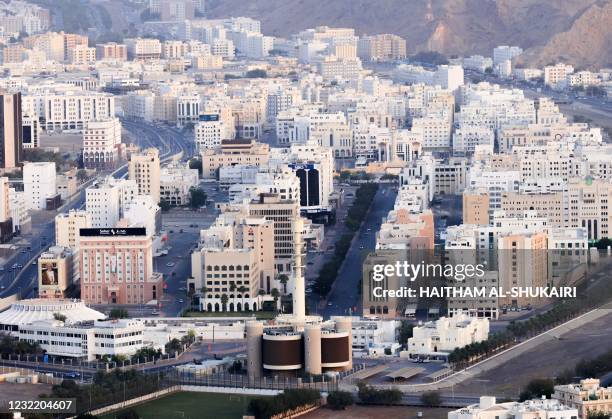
[334,317,353,371]
[292,217,306,322]
[304,324,322,375]
[246,321,264,378]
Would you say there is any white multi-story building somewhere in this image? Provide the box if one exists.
[449,397,578,419]
[159,165,199,206]
[23,162,56,210]
[82,118,122,169]
[412,112,452,151]
[493,45,523,64]
[85,182,121,228]
[452,126,495,154]
[407,313,489,356]
[125,38,162,60]
[554,379,612,418]
[544,63,574,90]
[176,93,200,127]
[19,318,145,361]
[434,65,464,91]
[8,187,30,234]
[463,55,493,73]
[317,56,362,80]
[123,195,161,237]
[195,114,233,151]
[270,141,335,215]
[22,92,115,132]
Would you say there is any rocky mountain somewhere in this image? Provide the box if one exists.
[205,0,612,68]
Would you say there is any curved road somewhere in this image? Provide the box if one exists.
[0,120,193,301]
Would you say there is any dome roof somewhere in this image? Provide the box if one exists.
[0,299,105,328]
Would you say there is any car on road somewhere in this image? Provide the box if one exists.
[359,245,365,249]
[327,302,333,306]
[32,261,37,265]
[63,372,81,379]
[166,262,175,267]
[178,299,184,303]
[16,264,23,268]
[151,310,160,315]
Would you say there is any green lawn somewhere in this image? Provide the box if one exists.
[182,310,277,320]
[101,391,261,419]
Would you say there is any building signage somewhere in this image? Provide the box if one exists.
[79,228,147,237]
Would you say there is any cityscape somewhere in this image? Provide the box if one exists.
[0,0,611,418]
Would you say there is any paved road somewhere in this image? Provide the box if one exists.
[353,308,612,395]
[0,120,191,302]
[317,184,397,318]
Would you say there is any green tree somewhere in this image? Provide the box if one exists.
[159,200,172,211]
[327,391,354,410]
[245,69,267,78]
[189,187,207,209]
[420,391,442,406]
[188,158,203,176]
[221,294,229,311]
[398,321,415,347]
[588,412,611,419]
[238,285,248,310]
[109,308,129,319]
[519,378,555,401]
[76,169,88,182]
[165,338,182,354]
[277,274,289,294]
[271,288,280,312]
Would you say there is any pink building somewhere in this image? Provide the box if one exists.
[79,228,162,305]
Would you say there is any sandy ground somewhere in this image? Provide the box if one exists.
[452,311,612,398]
[304,405,451,419]
[39,132,82,156]
[0,382,53,402]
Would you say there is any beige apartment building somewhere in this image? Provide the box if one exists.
[554,379,612,418]
[55,210,92,249]
[567,178,612,241]
[96,42,127,61]
[201,139,270,179]
[498,231,548,307]
[79,228,162,305]
[463,188,490,225]
[69,45,96,65]
[501,191,565,227]
[245,194,301,275]
[128,148,160,203]
[190,217,275,312]
[358,34,407,61]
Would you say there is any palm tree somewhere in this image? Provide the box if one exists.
[221,294,229,312]
[238,286,248,312]
[277,274,289,294]
[229,283,236,310]
[271,288,280,313]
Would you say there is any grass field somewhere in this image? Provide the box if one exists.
[101,391,261,419]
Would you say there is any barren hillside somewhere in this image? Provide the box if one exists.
[205,0,612,68]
